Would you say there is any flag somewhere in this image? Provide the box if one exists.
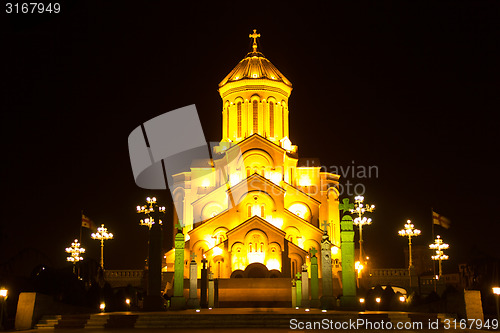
[82,213,95,231]
[432,211,451,229]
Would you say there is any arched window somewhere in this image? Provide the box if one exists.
[253,100,258,133]
[249,243,253,252]
[269,102,274,137]
[226,105,230,138]
[237,102,242,137]
[260,243,264,252]
[260,204,265,218]
[246,167,251,177]
[282,105,285,137]
[247,205,252,218]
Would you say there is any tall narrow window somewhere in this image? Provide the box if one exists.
[282,105,285,137]
[237,102,242,137]
[247,204,252,218]
[253,100,258,133]
[226,105,230,138]
[269,102,274,137]
[260,204,265,218]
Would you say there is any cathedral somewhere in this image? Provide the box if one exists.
[164,31,342,281]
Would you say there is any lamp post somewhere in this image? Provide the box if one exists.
[350,195,375,272]
[493,287,500,324]
[91,224,113,270]
[136,196,166,269]
[0,288,7,330]
[429,235,449,278]
[398,220,421,275]
[65,239,85,276]
[136,196,165,310]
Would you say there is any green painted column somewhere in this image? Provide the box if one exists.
[341,215,356,308]
[295,272,302,308]
[309,247,320,308]
[170,221,186,309]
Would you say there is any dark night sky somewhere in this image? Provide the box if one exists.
[2,1,499,272]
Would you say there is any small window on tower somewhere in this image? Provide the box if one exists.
[226,105,230,138]
[253,100,258,133]
[237,102,242,137]
[269,102,274,137]
[260,205,265,218]
[247,205,252,218]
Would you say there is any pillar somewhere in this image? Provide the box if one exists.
[170,227,186,309]
[340,215,356,308]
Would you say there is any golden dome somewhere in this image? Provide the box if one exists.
[218,50,292,88]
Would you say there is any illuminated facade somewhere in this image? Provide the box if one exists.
[165,32,341,279]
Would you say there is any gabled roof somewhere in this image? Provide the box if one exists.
[227,172,285,196]
[235,133,288,156]
[282,181,321,205]
[188,208,229,236]
[226,215,286,239]
[283,209,324,236]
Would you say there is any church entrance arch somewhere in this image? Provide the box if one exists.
[245,262,268,278]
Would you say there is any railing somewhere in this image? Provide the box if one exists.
[369,268,409,277]
[105,270,144,278]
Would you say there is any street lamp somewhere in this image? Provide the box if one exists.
[136,196,166,229]
[0,288,7,330]
[398,220,421,274]
[429,235,449,278]
[136,196,166,268]
[136,197,166,305]
[350,195,375,269]
[65,239,85,275]
[91,224,114,270]
[493,287,500,324]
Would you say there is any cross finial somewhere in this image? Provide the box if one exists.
[175,220,183,232]
[190,252,197,261]
[249,29,260,52]
[295,272,301,280]
[309,247,318,257]
[339,198,355,215]
[321,220,330,233]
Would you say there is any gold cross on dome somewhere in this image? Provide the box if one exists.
[249,29,260,52]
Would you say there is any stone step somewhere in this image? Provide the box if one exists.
[35,315,62,329]
[35,311,456,329]
[84,314,109,328]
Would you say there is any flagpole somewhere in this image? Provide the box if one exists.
[431,207,434,240]
[80,210,83,243]
[431,207,437,292]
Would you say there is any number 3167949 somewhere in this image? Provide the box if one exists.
[6,3,60,14]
